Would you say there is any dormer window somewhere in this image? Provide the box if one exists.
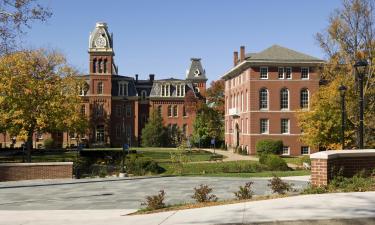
[176,84,185,97]
[161,84,170,97]
[141,90,147,100]
[118,81,128,96]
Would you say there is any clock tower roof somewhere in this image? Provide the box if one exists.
[185,58,207,81]
[89,22,114,54]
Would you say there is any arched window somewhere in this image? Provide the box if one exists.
[280,88,289,110]
[98,59,103,73]
[93,58,97,73]
[300,89,309,109]
[97,82,103,94]
[259,88,268,110]
[103,59,107,73]
[141,90,147,100]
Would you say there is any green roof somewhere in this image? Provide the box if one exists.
[246,45,324,62]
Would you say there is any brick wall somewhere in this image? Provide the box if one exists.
[0,162,73,181]
[310,150,375,187]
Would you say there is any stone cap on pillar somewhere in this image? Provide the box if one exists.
[310,149,375,159]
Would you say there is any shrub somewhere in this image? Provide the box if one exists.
[43,138,55,149]
[126,155,163,175]
[192,184,218,203]
[234,182,254,200]
[268,175,294,194]
[260,154,289,171]
[256,139,283,155]
[141,190,166,210]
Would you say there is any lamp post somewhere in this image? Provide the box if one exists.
[338,85,347,150]
[354,60,368,149]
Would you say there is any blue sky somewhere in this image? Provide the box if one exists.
[23,0,342,84]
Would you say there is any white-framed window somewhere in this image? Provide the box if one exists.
[118,82,128,96]
[260,119,269,134]
[126,105,131,117]
[182,124,188,136]
[282,146,290,155]
[281,119,290,134]
[168,105,172,117]
[260,67,268,79]
[259,88,268,110]
[300,89,309,109]
[301,146,310,155]
[183,106,187,117]
[241,92,243,112]
[173,105,178,117]
[246,90,249,111]
[278,67,284,79]
[96,125,105,143]
[245,118,248,134]
[280,88,289,110]
[285,67,292,79]
[97,82,103,94]
[301,67,309,79]
[161,84,170,97]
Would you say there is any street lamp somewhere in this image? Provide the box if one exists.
[338,84,347,150]
[353,59,368,149]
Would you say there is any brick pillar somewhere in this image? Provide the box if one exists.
[311,159,328,187]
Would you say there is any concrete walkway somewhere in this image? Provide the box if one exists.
[0,191,374,225]
[203,148,259,162]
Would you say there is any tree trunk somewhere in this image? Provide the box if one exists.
[26,131,33,163]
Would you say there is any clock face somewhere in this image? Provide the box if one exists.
[95,36,106,48]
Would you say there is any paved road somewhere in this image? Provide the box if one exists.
[0,191,374,225]
[0,176,308,210]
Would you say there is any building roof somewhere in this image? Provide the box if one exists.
[222,44,325,80]
[186,58,207,81]
[246,45,323,62]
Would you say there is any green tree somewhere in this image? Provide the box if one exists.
[255,139,283,155]
[141,109,168,147]
[298,0,375,149]
[192,105,224,147]
[0,0,52,54]
[0,49,87,161]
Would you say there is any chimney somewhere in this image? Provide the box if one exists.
[240,46,245,62]
[149,74,155,81]
[233,51,239,66]
[135,74,138,82]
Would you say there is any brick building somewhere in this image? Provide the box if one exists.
[0,22,206,148]
[222,45,324,156]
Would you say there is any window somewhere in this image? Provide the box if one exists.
[278,67,284,79]
[300,89,309,109]
[173,105,178,117]
[182,124,187,136]
[158,105,162,116]
[161,85,165,96]
[285,67,292,79]
[282,146,290,155]
[141,90,147,100]
[103,59,107,73]
[98,59,103,73]
[96,104,104,116]
[93,58,97,73]
[260,119,269,134]
[81,105,86,115]
[116,105,122,117]
[183,106,187,117]
[118,82,128,96]
[245,118,248,134]
[176,84,181,97]
[116,124,122,138]
[301,146,310,155]
[281,119,289,134]
[126,125,131,139]
[301,67,309,79]
[97,82,103,94]
[259,88,268,110]
[168,105,172,117]
[96,125,105,143]
[280,88,289,110]
[126,105,131,117]
[260,67,268,79]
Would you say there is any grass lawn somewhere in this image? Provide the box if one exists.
[281,156,307,166]
[0,151,78,163]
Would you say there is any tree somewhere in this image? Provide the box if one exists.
[141,109,168,147]
[0,49,87,161]
[192,105,224,147]
[298,0,375,149]
[0,0,52,54]
[206,79,225,115]
[255,139,283,155]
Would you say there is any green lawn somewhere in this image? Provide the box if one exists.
[0,151,77,163]
[281,156,310,166]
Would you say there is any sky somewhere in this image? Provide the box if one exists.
[22,0,342,85]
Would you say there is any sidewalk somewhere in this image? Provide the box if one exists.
[0,191,374,225]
